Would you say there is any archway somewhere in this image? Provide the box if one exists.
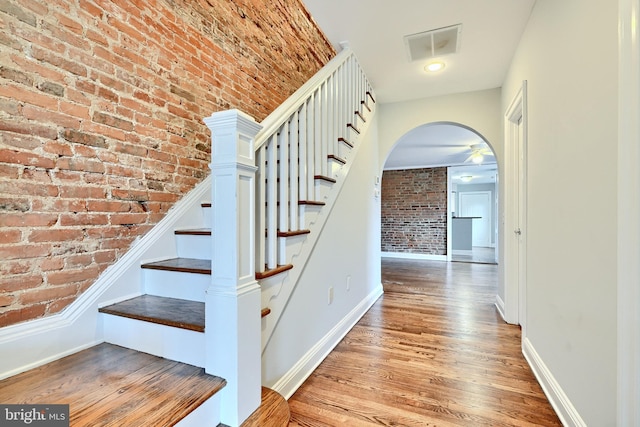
[380,121,499,265]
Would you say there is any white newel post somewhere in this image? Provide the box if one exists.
[204,110,262,427]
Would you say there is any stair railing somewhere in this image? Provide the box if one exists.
[253,48,372,275]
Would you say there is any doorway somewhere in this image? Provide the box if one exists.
[449,164,498,264]
[380,122,499,266]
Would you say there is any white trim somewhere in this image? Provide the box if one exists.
[0,175,212,379]
[269,284,383,399]
[617,0,640,424]
[451,249,472,256]
[382,252,447,261]
[522,338,586,427]
[502,81,528,326]
[446,168,453,261]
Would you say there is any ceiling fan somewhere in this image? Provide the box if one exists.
[465,143,494,164]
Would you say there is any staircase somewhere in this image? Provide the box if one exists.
[0,48,375,427]
[97,216,219,369]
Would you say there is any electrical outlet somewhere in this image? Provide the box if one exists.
[328,286,334,305]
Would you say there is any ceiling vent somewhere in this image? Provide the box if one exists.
[403,24,462,62]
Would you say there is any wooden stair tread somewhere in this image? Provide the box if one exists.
[175,228,211,235]
[142,257,211,274]
[347,123,360,134]
[277,229,311,237]
[256,264,293,280]
[298,200,325,206]
[0,343,226,426]
[99,294,205,332]
[328,154,346,164]
[315,174,337,183]
[241,387,290,426]
[338,137,353,148]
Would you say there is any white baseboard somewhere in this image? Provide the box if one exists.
[494,294,506,322]
[452,249,473,255]
[269,284,384,399]
[382,252,447,261]
[522,337,586,427]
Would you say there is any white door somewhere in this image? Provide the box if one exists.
[459,191,492,247]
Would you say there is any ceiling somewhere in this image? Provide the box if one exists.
[302,0,536,174]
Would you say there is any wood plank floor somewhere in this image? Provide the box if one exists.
[288,258,561,426]
[0,343,226,426]
[240,387,290,426]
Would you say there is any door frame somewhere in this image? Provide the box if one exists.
[503,81,528,327]
[618,0,640,423]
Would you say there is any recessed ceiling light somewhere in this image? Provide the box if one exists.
[425,62,445,72]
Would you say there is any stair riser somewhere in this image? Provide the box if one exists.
[314,181,333,203]
[101,314,205,367]
[202,206,212,229]
[143,269,209,302]
[328,158,344,177]
[337,142,352,160]
[175,234,212,260]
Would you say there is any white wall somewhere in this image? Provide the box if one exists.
[378,88,503,168]
[261,115,382,394]
[502,0,618,425]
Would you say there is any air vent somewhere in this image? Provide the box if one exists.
[404,24,462,62]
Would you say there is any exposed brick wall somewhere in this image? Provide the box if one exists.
[0,0,335,327]
[381,168,447,255]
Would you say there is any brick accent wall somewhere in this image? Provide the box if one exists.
[0,0,335,327]
[381,168,447,255]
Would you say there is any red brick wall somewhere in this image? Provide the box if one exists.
[381,168,447,255]
[0,0,335,327]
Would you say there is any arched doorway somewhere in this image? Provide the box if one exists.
[381,122,499,265]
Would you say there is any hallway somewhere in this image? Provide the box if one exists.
[288,258,560,426]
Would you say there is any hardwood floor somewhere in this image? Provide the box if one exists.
[0,343,226,426]
[288,258,561,426]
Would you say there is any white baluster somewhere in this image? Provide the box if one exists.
[289,111,299,231]
[278,123,289,265]
[298,103,307,226]
[314,86,323,182]
[266,135,277,270]
[255,145,266,274]
[307,92,316,200]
